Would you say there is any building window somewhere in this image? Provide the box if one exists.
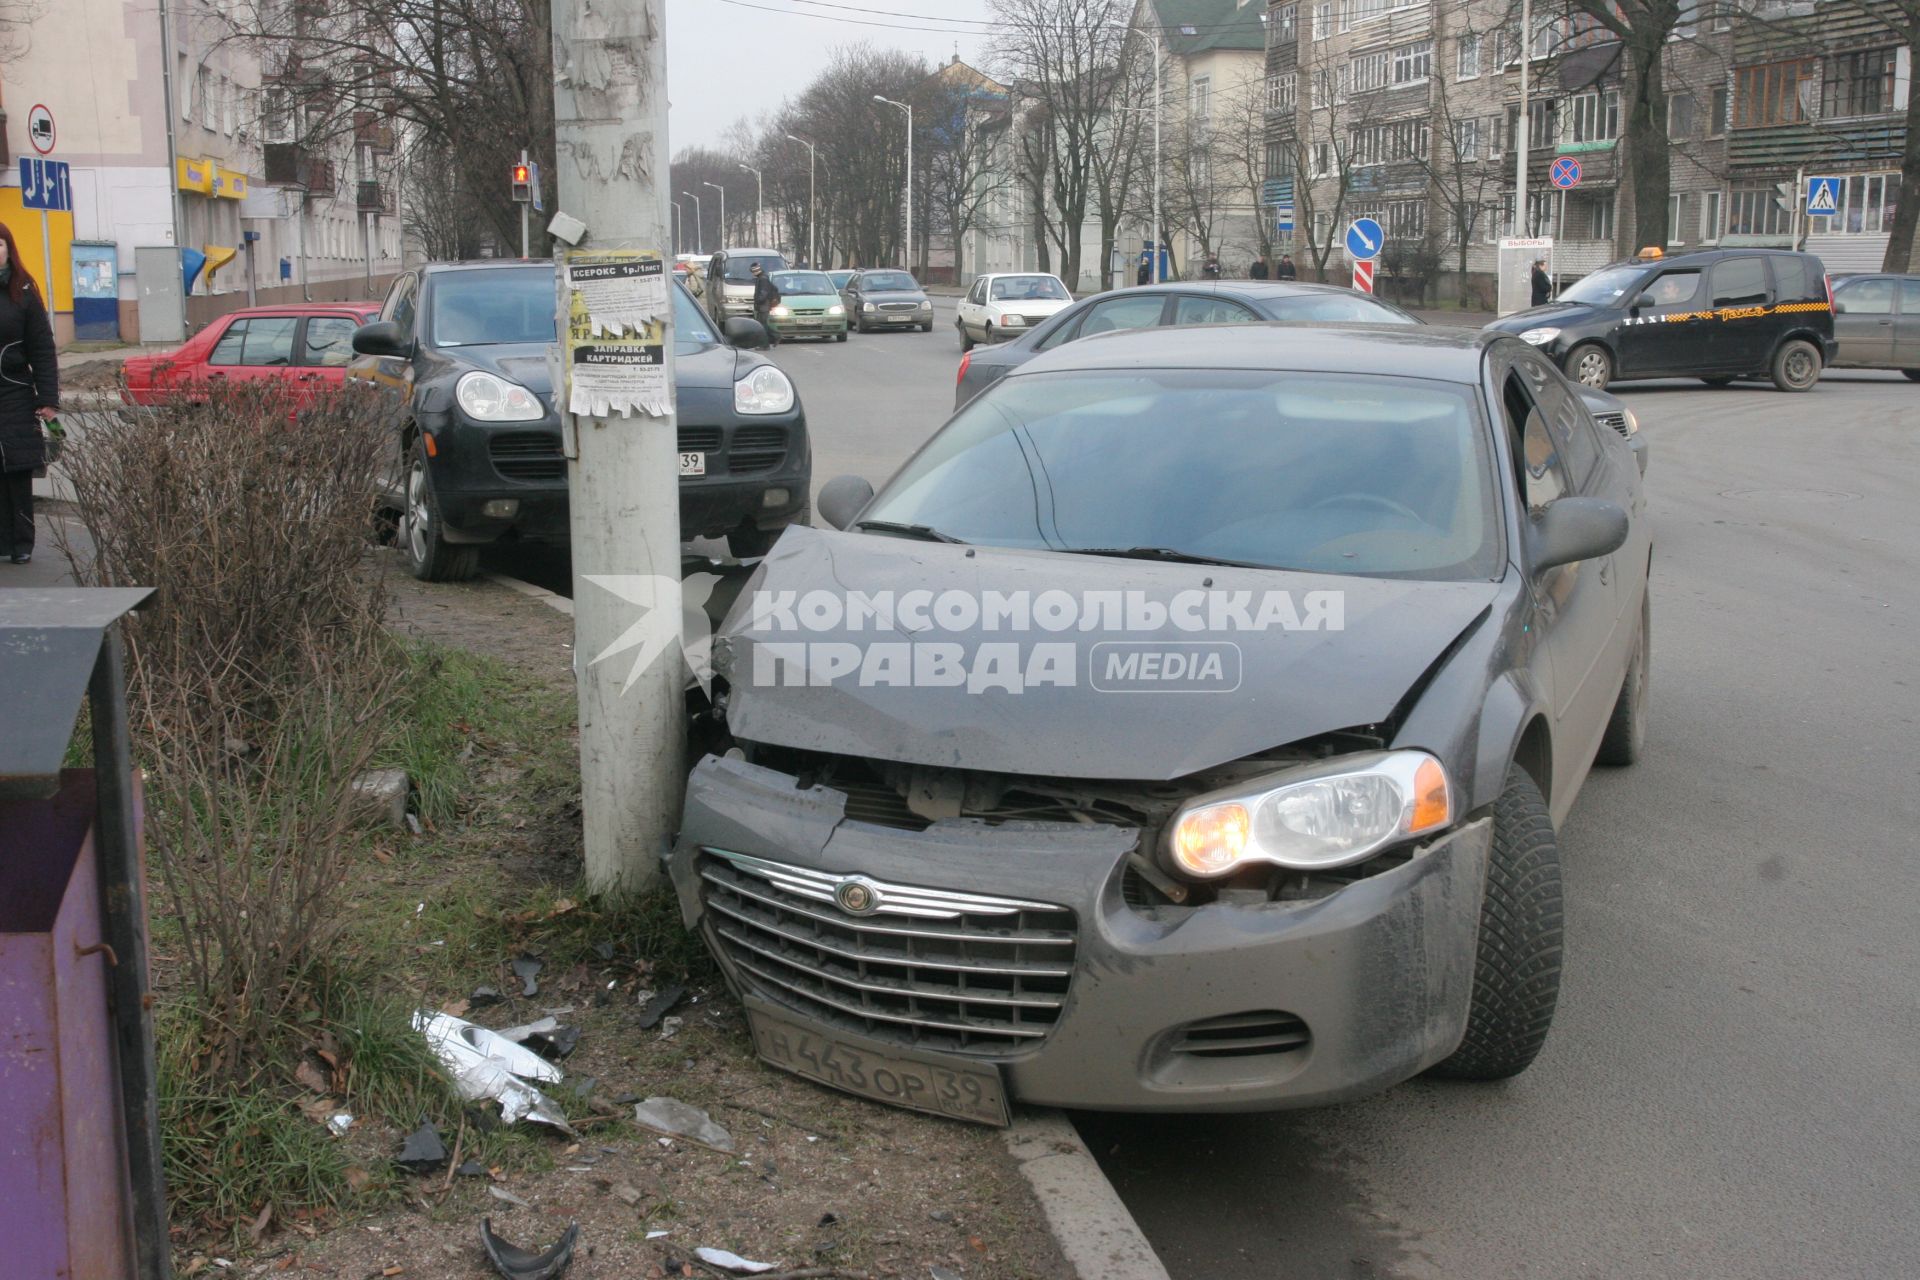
[1267,141,1297,178]
[1588,194,1614,241]
[1727,184,1793,236]
[1668,193,1686,244]
[1457,32,1480,79]
[1567,90,1619,142]
[1312,0,1331,40]
[1351,50,1389,94]
[1191,76,1211,121]
[196,66,212,126]
[1313,210,1332,247]
[1829,172,1903,233]
[1455,116,1480,160]
[1311,67,1334,107]
[1269,72,1297,111]
[1700,190,1723,242]
[1311,141,1332,176]
[1509,99,1557,149]
[1734,59,1817,128]
[1710,84,1729,135]
[1821,49,1896,119]
[1384,200,1425,238]
[223,76,237,135]
[1350,119,1429,164]
[1274,2,1297,41]
[1668,92,1697,139]
[1392,39,1432,85]
[1526,190,1555,236]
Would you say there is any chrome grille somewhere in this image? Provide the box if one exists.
[1592,409,1629,437]
[488,431,564,482]
[728,425,786,474]
[880,301,921,312]
[698,849,1077,1054]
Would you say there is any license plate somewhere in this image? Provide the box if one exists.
[679,451,706,477]
[888,314,913,323]
[747,1008,1010,1126]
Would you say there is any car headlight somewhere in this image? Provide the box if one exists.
[770,304,792,318]
[999,313,1025,326]
[1621,406,1640,435]
[734,365,796,416]
[455,370,544,422]
[918,299,932,310]
[863,302,877,313]
[1165,750,1452,878]
[1518,327,1561,346]
[828,304,845,316]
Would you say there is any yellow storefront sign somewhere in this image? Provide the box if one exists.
[213,167,249,200]
[177,157,214,194]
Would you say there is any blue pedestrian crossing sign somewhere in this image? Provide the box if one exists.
[1345,217,1383,261]
[1805,176,1841,218]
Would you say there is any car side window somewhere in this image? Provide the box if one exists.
[968,279,987,305]
[1513,353,1598,488]
[1078,294,1166,336]
[1172,295,1259,325]
[1770,255,1817,303]
[1709,256,1769,307]
[1034,306,1089,351]
[1643,269,1701,308]
[1838,278,1895,314]
[208,319,247,365]
[1500,365,1569,512]
[1901,279,1920,312]
[240,316,299,366]
[383,274,418,338]
[302,316,360,366]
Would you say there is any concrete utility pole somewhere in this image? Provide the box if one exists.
[703,180,726,249]
[739,163,763,244]
[682,189,702,254]
[874,95,912,270]
[1516,0,1531,238]
[671,198,683,254]
[786,134,817,266]
[553,0,683,895]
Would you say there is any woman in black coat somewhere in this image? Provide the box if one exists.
[0,221,59,563]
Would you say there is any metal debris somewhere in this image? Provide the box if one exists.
[479,1217,579,1280]
[413,1011,574,1133]
[511,955,544,997]
[692,1247,775,1274]
[631,1098,735,1152]
[327,1113,354,1137]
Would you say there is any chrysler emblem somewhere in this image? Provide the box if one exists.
[834,876,880,916]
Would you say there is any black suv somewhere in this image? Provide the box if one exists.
[349,261,811,580]
[1484,248,1836,392]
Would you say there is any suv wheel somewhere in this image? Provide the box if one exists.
[1428,766,1564,1081]
[399,439,480,582]
[1770,339,1822,392]
[1565,343,1612,389]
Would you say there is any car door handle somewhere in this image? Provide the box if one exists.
[1599,558,1612,586]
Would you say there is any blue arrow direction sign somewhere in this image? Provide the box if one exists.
[19,157,72,212]
[1345,217,1383,261]
[1805,176,1841,218]
[1550,156,1582,189]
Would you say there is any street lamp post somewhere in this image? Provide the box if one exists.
[671,198,683,255]
[874,94,913,271]
[739,163,763,245]
[681,190,702,254]
[785,134,817,267]
[703,180,726,250]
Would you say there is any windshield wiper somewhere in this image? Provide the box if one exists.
[1055,546,1266,568]
[854,520,967,544]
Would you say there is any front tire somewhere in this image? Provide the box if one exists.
[1595,588,1650,766]
[398,439,480,583]
[835,331,848,343]
[1428,767,1564,1082]
[921,321,933,332]
[958,322,974,352]
[1565,343,1613,389]
[1770,338,1821,392]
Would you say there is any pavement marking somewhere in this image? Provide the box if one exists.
[486,572,574,616]
[1004,1108,1170,1280]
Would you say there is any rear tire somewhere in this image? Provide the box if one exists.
[958,323,975,352]
[398,439,480,583]
[1770,338,1821,392]
[1595,588,1650,767]
[1565,343,1612,389]
[1428,767,1564,1082]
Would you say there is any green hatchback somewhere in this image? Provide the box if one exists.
[766,270,849,342]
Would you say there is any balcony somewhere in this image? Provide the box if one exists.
[263,143,335,194]
[353,111,395,153]
[356,180,395,214]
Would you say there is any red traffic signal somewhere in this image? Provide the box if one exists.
[511,163,532,202]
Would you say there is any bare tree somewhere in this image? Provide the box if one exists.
[1211,68,1281,275]
[0,0,45,62]
[923,75,1019,282]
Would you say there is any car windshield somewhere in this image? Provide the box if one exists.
[723,254,785,282]
[829,271,855,287]
[1264,294,1420,324]
[673,286,716,348]
[1557,265,1647,306]
[431,267,557,346]
[864,369,1500,580]
[862,272,919,292]
[772,271,835,295]
[990,276,1069,302]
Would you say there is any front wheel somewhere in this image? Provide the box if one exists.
[958,323,975,352]
[398,439,480,583]
[1428,767,1564,1082]
[1564,343,1613,389]
[1595,588,1650,766]
[1770,338,1822,392]
[921,321,934,333]
[835,331,848,343]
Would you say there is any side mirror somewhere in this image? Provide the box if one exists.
[1631,293,1656,312]
[723,316,771,350]
[352,320,410,358]
[816,475,876,531]
[1530,496,1629,574]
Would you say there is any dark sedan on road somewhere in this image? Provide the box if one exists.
[349,261,811,579]
[843,269,935,333]
[955,280,1419,406]
[668,325,1652,1122]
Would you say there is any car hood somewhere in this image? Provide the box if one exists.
[714,527,1498,780]
[780,293,842,308]
[1484,301,1603,333]
[439,338,743,395]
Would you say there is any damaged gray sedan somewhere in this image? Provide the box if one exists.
[668,325,1652,1123]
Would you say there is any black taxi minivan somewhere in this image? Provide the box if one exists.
[1484,247,1836,392]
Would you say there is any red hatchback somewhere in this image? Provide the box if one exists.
[122,302,382,406]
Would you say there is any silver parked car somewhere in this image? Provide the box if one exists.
[1828,273,1920,380]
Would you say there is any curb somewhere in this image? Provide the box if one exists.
[486,571,574,616]
[1004,1109,1169,1280]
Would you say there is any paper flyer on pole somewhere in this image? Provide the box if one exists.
[563,249,671,419]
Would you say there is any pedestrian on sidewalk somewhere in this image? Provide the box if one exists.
[1249,258,1270,280]
[0,222,59,565]
[1531,258,1553,307]
[1275,254,1298,281]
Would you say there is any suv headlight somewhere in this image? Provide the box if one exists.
[828,304,846,315]
[1165,750,1452,878]
[456,370,544,422]
[770,304,792,318]
[1518,327,1561,346]
[734,365,795,416]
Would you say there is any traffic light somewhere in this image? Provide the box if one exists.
[1772,180,1796,214]
[511,163,532,204]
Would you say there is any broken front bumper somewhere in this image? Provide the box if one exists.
[666,755,1492,1114]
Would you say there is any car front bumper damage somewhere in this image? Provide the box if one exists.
[667,754,1492,1117]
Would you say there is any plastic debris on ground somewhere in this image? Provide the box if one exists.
[327,1113,353,1137]
[630,1097,735,1152]
[479,1217,579,1280]
[413,1011,575,1133]
[396,1121,449,1174]
[692,1246,775,1274]
[488,1184,534,1209]
[635,983,685,1029]
[511,955,544,996]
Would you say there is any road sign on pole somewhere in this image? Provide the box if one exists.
[1276,204,1295,235]
[26,103,54,155]
[19,158,72,211]
[1352,259,1375,294]
[1805,176,1841,218]
[1345,217,1383,261]
[1550,156,1582,189]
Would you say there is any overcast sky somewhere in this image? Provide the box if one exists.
[665,0,1000,150]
